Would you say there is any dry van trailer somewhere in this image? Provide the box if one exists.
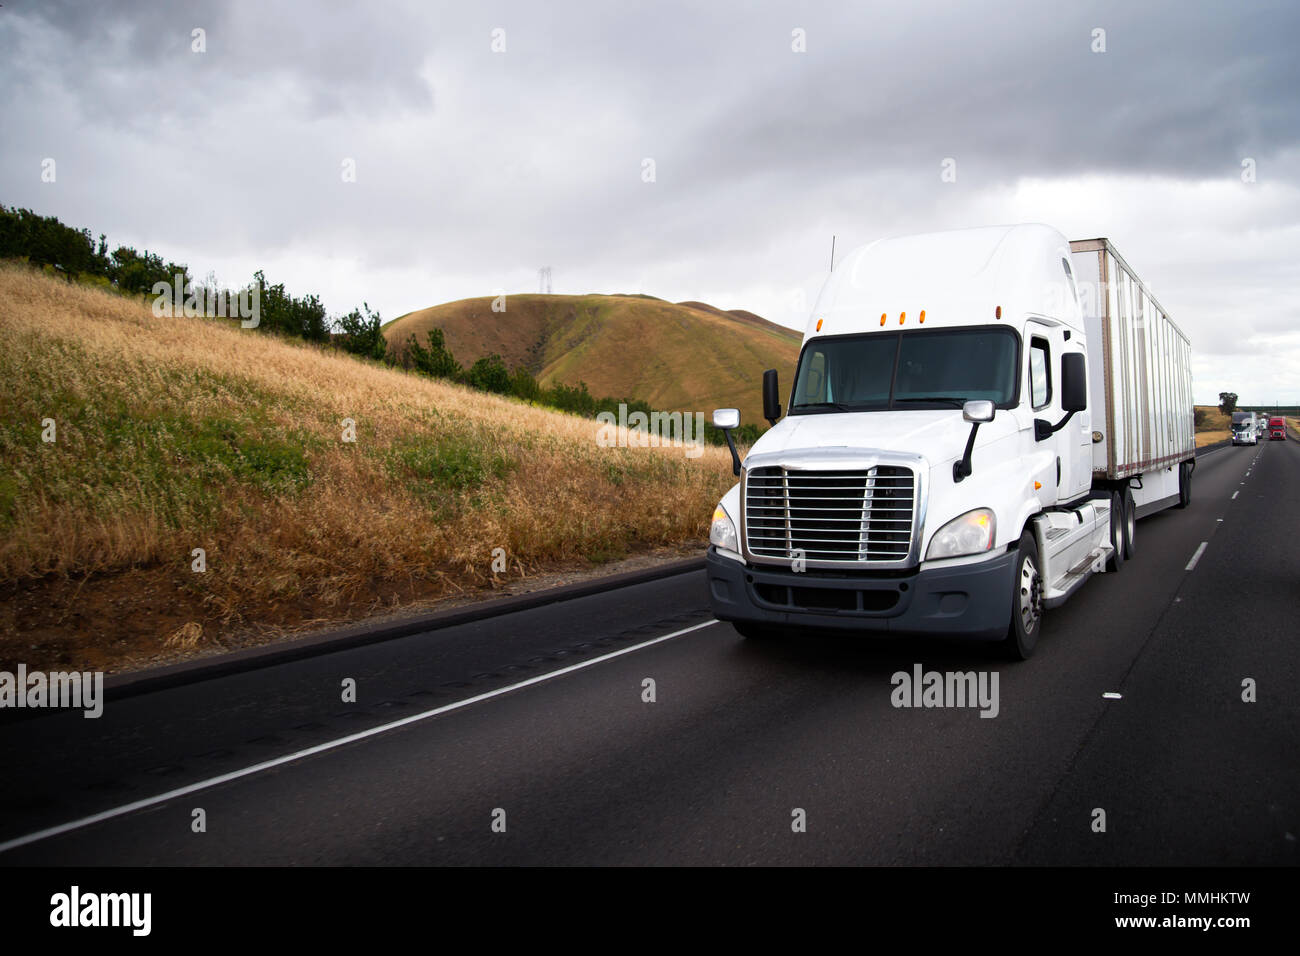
[1070,238,1195,514]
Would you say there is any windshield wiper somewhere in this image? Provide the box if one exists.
[894,397,966,408]
[795,401,863,412]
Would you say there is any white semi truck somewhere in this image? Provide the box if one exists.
[1231,411,1257,445]
[707,224,1195,658]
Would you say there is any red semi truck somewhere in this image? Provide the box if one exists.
[1269,416,1286,440]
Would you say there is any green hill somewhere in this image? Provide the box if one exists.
[383,294,801,426]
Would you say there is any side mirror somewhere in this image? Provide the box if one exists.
[962,399,995,424]
[1061,353,1087,412]
[954,401,993,482]
[712,408,740,430]
[712,408,742,476]
[762,369,782,426]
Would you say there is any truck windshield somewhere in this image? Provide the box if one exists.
[790,328,1019,413]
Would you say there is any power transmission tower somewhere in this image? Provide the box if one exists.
[539,266,552,294]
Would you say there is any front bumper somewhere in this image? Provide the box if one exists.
[706,546,1016,641]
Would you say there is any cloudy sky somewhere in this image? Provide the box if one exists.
[3,0,1298,404]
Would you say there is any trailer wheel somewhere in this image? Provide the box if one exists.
[1002,532,1042,660]
[1121,487,1136,560]
[1106,491,1125,572]
[1176,462,1192,509]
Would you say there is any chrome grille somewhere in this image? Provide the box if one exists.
[744,465,916,564]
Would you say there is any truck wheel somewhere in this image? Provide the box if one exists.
[1002,532,1043,660]
[1105,491,1125,572]
[1121,487,1136,560]
[1176,462,1192,509]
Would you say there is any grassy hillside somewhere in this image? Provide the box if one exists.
[0,264,735,673]
[383,294,801,427]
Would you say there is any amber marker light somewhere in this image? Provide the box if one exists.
[816,318,823,331]
[899,311,906,324]
[919,310,926,324]
[880,313,886,326]
[995,305,1002,319]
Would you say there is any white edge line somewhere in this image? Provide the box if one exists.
[0,618,720,855]
[1185,541,1209,572]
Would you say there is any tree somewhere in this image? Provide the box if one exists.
[405,328,462,380]
[544,381,596,416]
[467,353,512,394]
[335,302,387,361]
[251,270,327,341]
[1218,392,1238,416]
[509,366,541,402]
[110,246,188,295]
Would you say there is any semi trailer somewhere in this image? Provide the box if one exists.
[707,224,1195,659]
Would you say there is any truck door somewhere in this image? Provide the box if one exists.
[1065,345,1092,500]
[1027,320,1091,503]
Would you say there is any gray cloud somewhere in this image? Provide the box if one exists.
[1,0,1298,402]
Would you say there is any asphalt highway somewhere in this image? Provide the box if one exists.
[1,437,1295,865]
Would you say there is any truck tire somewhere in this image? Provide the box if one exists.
[1176,462,1192,509]
[1002,531,1043,660]
[1121,487,1136,560]
[1105,491,1125,572]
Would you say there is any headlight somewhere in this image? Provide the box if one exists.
[710,505,739,552]
[926,508,996,560]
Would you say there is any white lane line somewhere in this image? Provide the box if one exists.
[1185,541,1209,572]
[0,618,720,855]
[1232,491,1239,500]
[1102,692,1122,700]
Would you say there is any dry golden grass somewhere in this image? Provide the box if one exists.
[1193,405,1231,447]
[0,263,735,669]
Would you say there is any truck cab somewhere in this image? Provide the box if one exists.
[1231,412,1257,445]
[706,224,1192,659]
[1269,416,1286,440]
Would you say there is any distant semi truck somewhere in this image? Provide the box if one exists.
[1231,412,1257,445]
[1269,416,1286,440]
[707,224,1195,659]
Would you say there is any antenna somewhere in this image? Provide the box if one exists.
[829,235,836,274]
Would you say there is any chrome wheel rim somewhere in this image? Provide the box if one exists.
[1018,555,1041,634]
